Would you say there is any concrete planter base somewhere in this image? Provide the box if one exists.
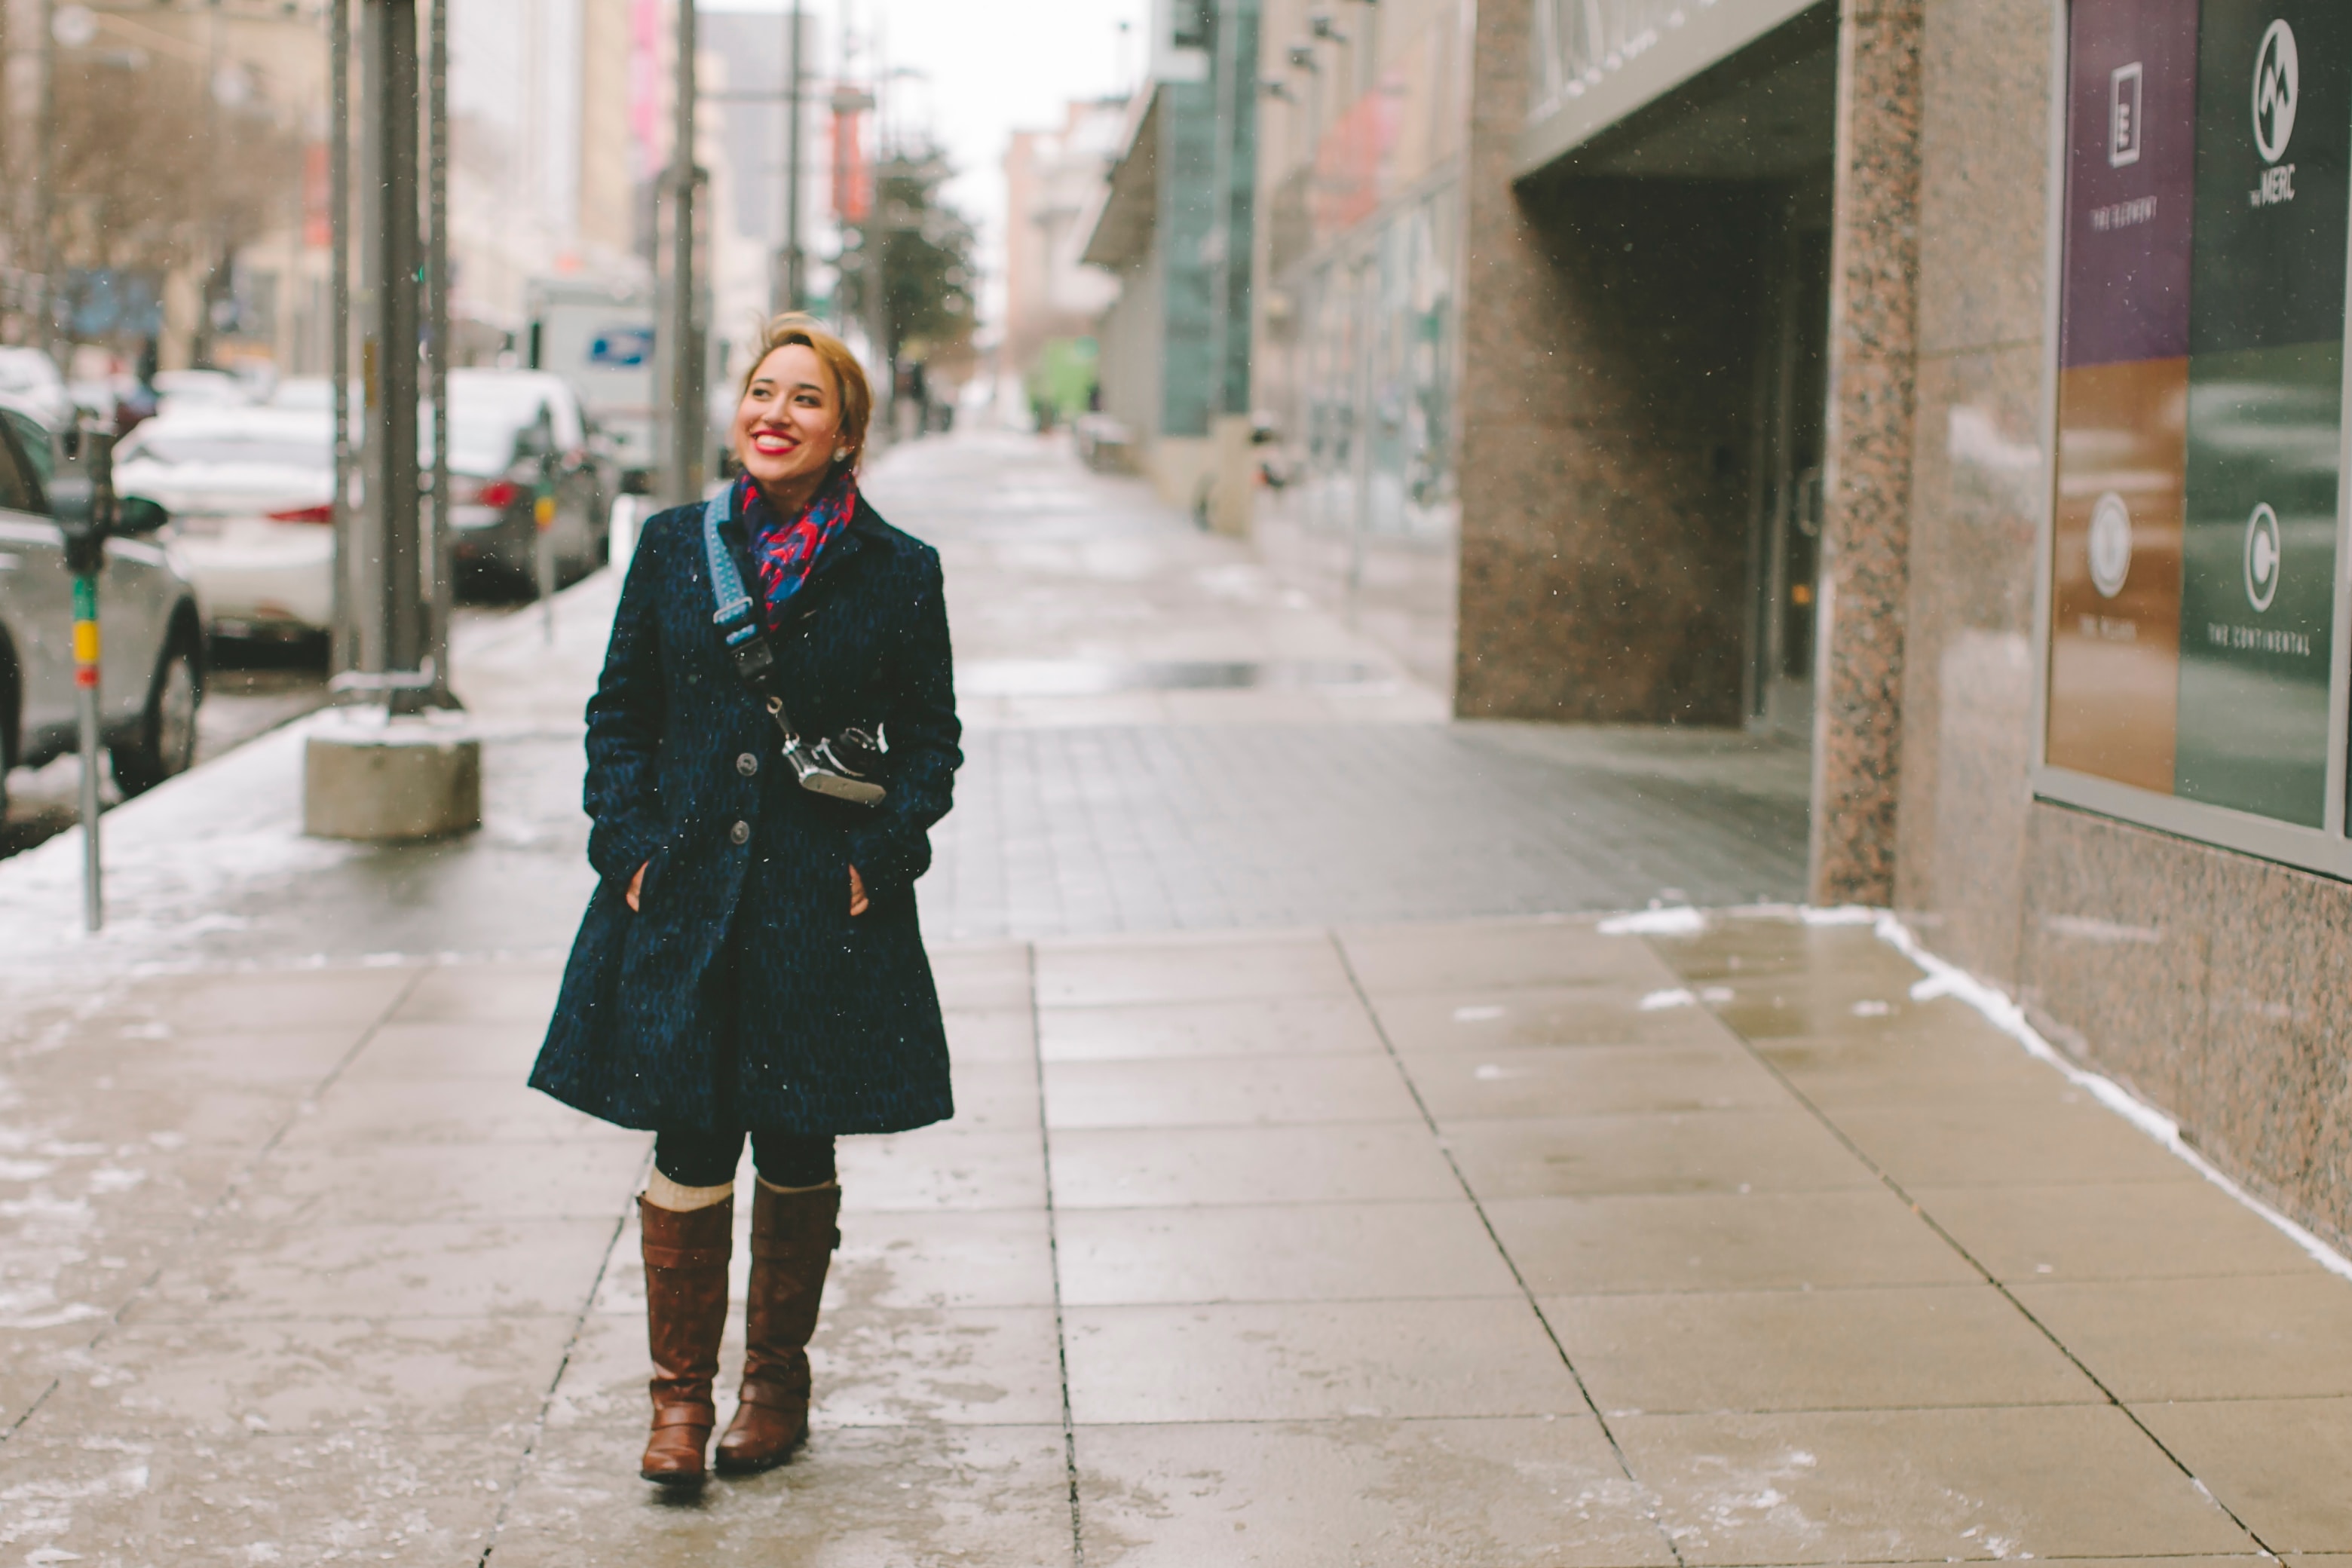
[303,712,482,842]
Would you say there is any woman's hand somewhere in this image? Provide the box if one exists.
[626,862,647,912]
[849,865,870,917]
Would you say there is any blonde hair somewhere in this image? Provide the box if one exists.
[738,313,873,472]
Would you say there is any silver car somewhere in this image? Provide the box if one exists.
[0,394,206,815]
[112,407,335,638]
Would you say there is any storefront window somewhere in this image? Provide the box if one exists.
[2040,0,2352,868]
[1286,185,1461,547]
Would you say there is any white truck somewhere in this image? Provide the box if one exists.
[525,277,657,492]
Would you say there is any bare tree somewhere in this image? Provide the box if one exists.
[41,47,305,352]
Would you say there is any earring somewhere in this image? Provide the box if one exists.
[834,449,852,463]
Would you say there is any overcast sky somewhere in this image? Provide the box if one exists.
[705,0,1149,321]
[452,0,1146,324]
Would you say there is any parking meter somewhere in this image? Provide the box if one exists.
[52,426,116,576]
[50,425,115,932]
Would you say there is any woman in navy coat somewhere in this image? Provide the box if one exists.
[532,314,960,1487]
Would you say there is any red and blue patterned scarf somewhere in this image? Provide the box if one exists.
[737,468,857,632]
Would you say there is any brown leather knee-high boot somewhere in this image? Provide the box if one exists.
[639,1194,734,1485]
[715,1182,839,1474]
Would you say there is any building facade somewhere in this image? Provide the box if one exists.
[1003,98,1128,424]
[1080,0,1261,526]
[1251,0,2352,1252]
[1248,0,1470,689]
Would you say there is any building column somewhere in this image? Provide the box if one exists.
[1809,0,1925,905]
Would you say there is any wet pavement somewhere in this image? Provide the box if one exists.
[1,608,516,864]
[2,432,2347,1563]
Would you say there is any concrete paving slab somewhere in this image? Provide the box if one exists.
[1643,920,1925,982]
[390,961,565,1024]
[1615,1404,2258,1561]
[814,1305,1071,1428]
[1543,1284,2102,1414]
[286,1076,636,1147]
[825,1209,1061,1312]
[20,1312,577,1439]
[0,1428,513,1566]
[1034,930,1355,1006]
[1074,1416,1674,1567]
[1756,1030,2074,1106]
[1443,1110,1880,1199]
[333,1019,550,1081]
[1481,1190,1982,1295]
[1402,1042,1791,1120]
[229,1136,648,1226]
[1340,920,1673,994]
[937,1059,1042,1135]
[939,1006,1036,1064]
[2,1223,189,1347]
[0,1080,307,1153]
[1063,1299,1585,1423]
[2136,1397,2352,1552]
[1830,1098,2205,1188]
[1046,1124,1463,1208]
[1054,1201,1520,1306]
[2011,1274,2352,1401]
[127,1216,620,1323]
[1708,983,1990,1042]
[925,942,1034,1012]
[488,1423,1076,1567]
[1037,994,1384,1061]
[1042,1055,1425,1129]
[5,1025,363,1087]
[833,1129,1048,1213]
[1911,1180,2322,1283]
[112,965,422,1033]
[1366,983,1741,1052]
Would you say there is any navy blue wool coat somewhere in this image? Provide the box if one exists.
[531,492,961,1134]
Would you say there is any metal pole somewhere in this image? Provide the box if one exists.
[664,0,703,505]
[60,426,115,933]
[329,0,354,675]
[72,571,100,930]
[784,0,803,311]
[360,0,423,695]
[426,0,453,703]
[30,0,56,365]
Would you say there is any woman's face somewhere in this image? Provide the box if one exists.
[731,343,846,496]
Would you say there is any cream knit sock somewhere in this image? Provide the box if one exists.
[755,1176,839,1196]
[645,1169,733,1211]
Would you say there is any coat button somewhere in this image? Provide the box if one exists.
[730,820,750,846]
[737,752,758,776]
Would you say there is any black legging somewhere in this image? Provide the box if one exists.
[654,1130,837,1190]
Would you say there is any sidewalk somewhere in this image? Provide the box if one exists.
[2,432,2347,1564]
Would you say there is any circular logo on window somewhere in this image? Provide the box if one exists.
[2087,491,2133,598]
[2246,501,2282,611]
[2254,19,2299,164]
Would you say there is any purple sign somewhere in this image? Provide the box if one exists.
[2062,0,2200,367]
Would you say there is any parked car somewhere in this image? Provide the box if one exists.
[151,368,255,417]
[112,407,335,639]
[0,394,206,810]
[443,368,611,593]
[0,348,73,430]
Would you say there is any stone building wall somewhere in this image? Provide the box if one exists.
[1455,0,1774,727]
[1895,0,2352,1250]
